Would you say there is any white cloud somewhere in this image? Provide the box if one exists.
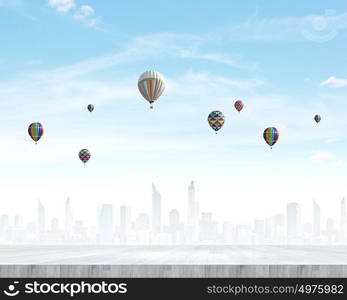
[48,0,75,13]
[73,5,99,29]
[213,10,347,43]
[310,151,335,162]
[320,76,347,88]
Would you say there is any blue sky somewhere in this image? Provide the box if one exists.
[0,0,347,224]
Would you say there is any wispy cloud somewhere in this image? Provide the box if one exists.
[72,5,99,29]
[320,76,347,88]
[47,0,100,29]
[47,0,75,13]
[214,10,347,43]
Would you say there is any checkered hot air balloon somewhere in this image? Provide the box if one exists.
[79,149,91,165]
[234,100,244,113]
[138,70,166,109]
[263,127,279,148]
[208,111,225,134]
[28,122,44,144]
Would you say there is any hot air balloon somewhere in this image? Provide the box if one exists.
[234,100,244,113]
[314,114,321,123]
[79,149,91,165]
[208,111,225,134]
[87,104,94,112]
[138,70,166,109]
[28,122,44,144]
[263,127,279,148]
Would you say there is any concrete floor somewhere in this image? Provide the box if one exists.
[0,245,346,264]
[1,245,346,277]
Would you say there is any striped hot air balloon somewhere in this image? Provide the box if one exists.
[234,100,244,113]
[138,70,166,109]
[208,111,225,134]
[28,122,44,144]
[79,149,91,165]
[263,127,279,148]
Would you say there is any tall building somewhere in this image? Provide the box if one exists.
[187,181,199,242]
[286,202,301,240]
[340,197,347,242]
[134,213,150,231]
[64,197,73,238]
[38,200,45,238]
[97,204,114,244]
[120,204,132,244]
[152,183,162,234]
[0,215,9,236]
[169,209,180,244]
[169,209,180,231]
[199,212,218,242]
[187,181,199,225]
[313,200,321,237]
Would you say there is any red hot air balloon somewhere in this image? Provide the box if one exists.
[234,100,244,113]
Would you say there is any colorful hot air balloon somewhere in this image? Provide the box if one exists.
[314,114,321,123]
[234,100,244,113]
[208,111,225,134]
[28,122,44,144]
[79,149,91,165]
[87,104,94,112]
[263,127,279,148]
[138,70,166,109]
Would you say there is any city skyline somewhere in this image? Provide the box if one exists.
[0,181,346,245]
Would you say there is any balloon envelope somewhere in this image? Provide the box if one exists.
[28,122,44,143]
[138,70,166,108]
[263,127,279,147]
[234,100,244,112]
[88,104,94,112]
[208,111,225,133]
[314,114,321,123]
[79,149,91,164]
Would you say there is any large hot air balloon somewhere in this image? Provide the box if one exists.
[87,104,94,112]
[79,149,91,165]
[234,100,244,113]
[138,70,166,109]
[263,127,279,148]
[208,111,225,134]
[314,114,321,123]
[28,122,44,144]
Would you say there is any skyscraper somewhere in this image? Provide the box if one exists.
[286,202,301,241]
[169,209,180,231]
[64,197,73,238]
[152,183,162,234]
[38,200,45,239]
[187,180,199,242]
[187,181,199,225]
[169,209,180,244]
[120,204,132,243]
[97,204,114,244]
[313,200,321,237]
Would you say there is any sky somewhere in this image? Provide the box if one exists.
[0,0,347,227]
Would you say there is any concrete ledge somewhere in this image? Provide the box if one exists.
[0,265,347,278]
